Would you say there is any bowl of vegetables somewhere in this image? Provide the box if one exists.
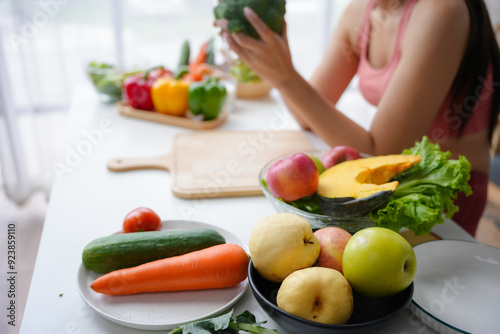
[258,150,376,233]
[259,137,473,236]
[229,58,273,99]
[85,55,148,103]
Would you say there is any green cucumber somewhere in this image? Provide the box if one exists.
[82,228,226,273]
[178,39,190,67]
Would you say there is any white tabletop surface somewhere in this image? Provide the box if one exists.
[19,84,475,334]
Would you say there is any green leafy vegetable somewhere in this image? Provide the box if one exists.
[230,59,262,83]
[167,309,280,334]
[214,0,286,39]
[86,61,141,101]
[260,179,323,214]
[370,136,473,235]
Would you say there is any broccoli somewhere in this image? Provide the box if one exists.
[214,0,286,39]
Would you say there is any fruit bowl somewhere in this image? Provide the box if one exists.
[248,261,414,334]
[258,150,375,233]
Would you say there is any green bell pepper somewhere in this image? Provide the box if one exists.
[188,77,227,120]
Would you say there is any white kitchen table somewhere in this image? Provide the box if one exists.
[19,84,475,334]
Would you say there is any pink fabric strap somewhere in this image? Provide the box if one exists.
[357,0,492,139]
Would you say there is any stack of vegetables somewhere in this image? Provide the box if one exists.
[122,38,227,121]
[82,207,249,296]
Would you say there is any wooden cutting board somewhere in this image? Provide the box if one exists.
[107,130,314,199]
[115,101,229,130]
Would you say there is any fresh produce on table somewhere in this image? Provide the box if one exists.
[151,77,190,116]
[175,39,191,75]
[188,76,228,120]
[82,228,226,273]
[317,154,422,218]
[230,59,262,84]
[122,207,162,233]
[370,136,472,235]
[176,38,215,82]
[229,59,273,99]
[266,153,319,202]
[168,309,280,334]
[277,267,353,325]
[321,145,362,169]
[314,226,352,274]
[249,212,416,325]
[214,0,286,39]
[307,154,325,174]
[342,227,417,298]
[86,61,141,102]
[262,136,472,235]
[90,243,249,295]
[122,66,172,110]
[116,38,228,122]
[249,212,320,283]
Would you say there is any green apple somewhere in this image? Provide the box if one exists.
[249,213,320,282]
[342,227,416,298]
[307,154,325,174]
[277,267,353,325]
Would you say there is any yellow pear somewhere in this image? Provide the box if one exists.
[277,267,353,325]
[249,213,320,282]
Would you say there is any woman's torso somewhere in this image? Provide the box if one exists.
[354,0,492,174]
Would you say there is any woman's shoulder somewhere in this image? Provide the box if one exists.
[342,0,371,19]
[410,0,469,28]
[336,0,371,53]
[405,0,470,50]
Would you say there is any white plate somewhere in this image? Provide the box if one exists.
[410,240,500,334]
[77,220,249,330]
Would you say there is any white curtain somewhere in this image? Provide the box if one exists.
[0,0,116,205]
[0,0,70,204]
[0,0,339,205]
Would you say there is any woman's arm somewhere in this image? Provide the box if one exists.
[224,0,470,156]
[224,3,363,131]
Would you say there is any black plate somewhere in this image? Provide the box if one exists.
[248,261,413,334]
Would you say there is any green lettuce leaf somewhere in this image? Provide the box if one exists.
[230,59,262,83]
[370,136,472,235]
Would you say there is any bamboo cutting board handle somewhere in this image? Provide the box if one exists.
[107,154,172,172]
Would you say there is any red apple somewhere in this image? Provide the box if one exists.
[321,146,362,169]
[314,227,352,274]
[266,153,319,202]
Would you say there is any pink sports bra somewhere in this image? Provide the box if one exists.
[357,0,492,139]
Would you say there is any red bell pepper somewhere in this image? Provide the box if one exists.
[122,66,172,110]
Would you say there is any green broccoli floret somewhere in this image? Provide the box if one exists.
[214,0,286,39]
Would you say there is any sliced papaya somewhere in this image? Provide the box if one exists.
[317,154,421,217]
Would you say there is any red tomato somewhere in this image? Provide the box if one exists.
[123,207,162,233]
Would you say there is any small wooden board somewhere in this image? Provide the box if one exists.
[107,130,315,199]
[115,101,228,130]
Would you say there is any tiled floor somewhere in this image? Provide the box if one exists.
[1,190,46,334]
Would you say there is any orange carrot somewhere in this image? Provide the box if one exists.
[184,63,212,82]
[189,41,209,71]
[90,243,249,296]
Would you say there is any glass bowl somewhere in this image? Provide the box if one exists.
[85,54,148,103]
[258,150,375,233]
[248,260,414,334]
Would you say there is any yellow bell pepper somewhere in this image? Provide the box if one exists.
[151,77,190,116]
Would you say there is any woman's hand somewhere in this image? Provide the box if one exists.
[219,7,297,89]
